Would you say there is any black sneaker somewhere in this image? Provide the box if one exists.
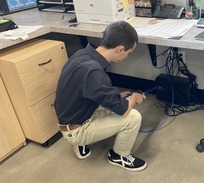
[73,145,91,159]
[108,149,147,171]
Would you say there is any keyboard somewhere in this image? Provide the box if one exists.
[196,18,204,28]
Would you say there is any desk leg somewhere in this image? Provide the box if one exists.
[148,44,157,66]
[78,36,88,48]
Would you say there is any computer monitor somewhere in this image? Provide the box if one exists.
[5,0,36,13]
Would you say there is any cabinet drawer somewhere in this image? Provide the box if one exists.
[16,43,67,105]
[0,39,68,105]
[31,93,59,143]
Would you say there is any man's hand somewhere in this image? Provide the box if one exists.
[133,92,146,104]
[123,92,146,116]
[128,92,146,106]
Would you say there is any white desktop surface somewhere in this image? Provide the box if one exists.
[1,8,204,50]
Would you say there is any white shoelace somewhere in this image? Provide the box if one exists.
[126,154,135,165]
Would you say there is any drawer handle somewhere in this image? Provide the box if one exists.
[51,104,54,107]
[38,59,52,66]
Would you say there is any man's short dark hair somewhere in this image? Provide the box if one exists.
[100,21,138,51]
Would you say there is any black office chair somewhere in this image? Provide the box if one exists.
[196,138,204,152]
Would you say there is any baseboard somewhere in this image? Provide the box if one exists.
[107,72,156,93]
[107,72,204,104]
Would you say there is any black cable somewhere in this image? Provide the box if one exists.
[140,46,202,132]
[155,47,201,117]
[164,102,204,116]
[153,47,171,69]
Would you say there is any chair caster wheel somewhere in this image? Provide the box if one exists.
[196,139,204,153]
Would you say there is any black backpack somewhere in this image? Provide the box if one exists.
[0,19,18,33]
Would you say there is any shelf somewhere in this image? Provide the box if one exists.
[39,0,63,3]
[40,6,65,12]
[38,1,64,5]
[37,0,74,13]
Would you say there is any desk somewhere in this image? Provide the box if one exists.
[1,8,204,51]
[1,8,204,89]
[0,8,204,146]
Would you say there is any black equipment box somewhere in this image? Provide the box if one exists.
[156,74,195,106]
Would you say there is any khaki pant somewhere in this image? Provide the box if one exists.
[60,107,142,157]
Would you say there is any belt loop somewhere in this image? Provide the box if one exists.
[66,124,70,131]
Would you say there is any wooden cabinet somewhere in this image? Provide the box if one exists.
[0,39,68,144]
[0,76,25,162]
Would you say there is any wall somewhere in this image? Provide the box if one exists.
[108,45,204,90]
[88,37,204,90]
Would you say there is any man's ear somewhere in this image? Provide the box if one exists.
[115,45,125,53]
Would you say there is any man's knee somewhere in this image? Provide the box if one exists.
[126,109,142,127]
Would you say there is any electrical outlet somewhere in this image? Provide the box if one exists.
[178,51,185,63]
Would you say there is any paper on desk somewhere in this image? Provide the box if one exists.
[127,17,197,38]
[127,17,153,28]
[0,25,43,40]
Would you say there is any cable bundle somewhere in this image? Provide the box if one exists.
[154,47,203,116]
